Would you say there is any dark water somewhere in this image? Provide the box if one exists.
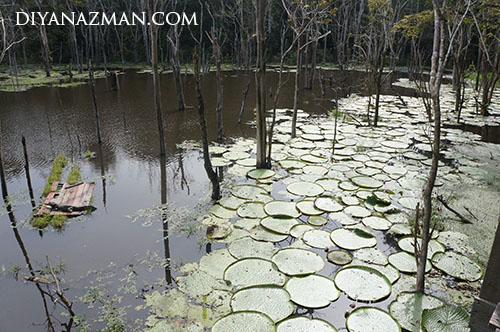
[0,69,408,331]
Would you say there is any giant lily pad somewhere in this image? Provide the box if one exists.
[277,317,338,332]
[351,176,383,189]
[389,291,445,332]
[285,274,340,308]
[362,216,392,231]
[224,258,286,288]
[330,228,377,250]
[232,185,268,200]
[287,182,325,197]
[260,216,300,235]
[228,237,277,260]
[431,251,482,282]
[212,311,275,332]
[344,206,372,218]
[237,202,267,218]
[307,215,328,226]
[353,248,388,265]
[421,305,469,332]
[346,307,401,332]
[199,249,237,279]
[271,248,325,276]
[303,229,335,249]
[247,169,275,180]
[315,197,344,212]
[388,252,431,274]
[249,225,289,242]
[264,201,301,218]
[327,249,353,265]
[334,266,392,302]
[398,237,445,259]
[296,200,324,215]
[176,270,227,298]
[230,286,294,323]
[290,224,314,238]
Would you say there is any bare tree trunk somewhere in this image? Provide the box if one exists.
[255,0,268,168]
[89,62,102,144]
[214,36,224,141]
[194,51,220,200]
[147,0,166,156]
[238,80,251,125]
[22,136,35,208]
[291,37,301,138]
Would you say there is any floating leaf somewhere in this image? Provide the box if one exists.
[232,185,268,200]
[249,225,289,242]
[351,176,383,189]
[353,248,388,265]
[388,252,431,274]
[199,249,237,279]
[346,307,401,332]
[237,202,267,218]
[398,237,445,259]
[261,216,300,235]
[303,229,335,249]
[285,274,340,308]
[362,216,392,230]
[247,169,275,180]
[327,249,353,265]
[431,252,482,282]
[315,197,344,212]
[290,224,315,238]
[307,215,328,226]
[230,286,294,323]
[271,248,325,276]
[224,258,286,288]
[277,316,338,332]
[212,311,275,332]
[344,206,372,218]
[330,228,377,250]
[422,305,469,332]
[264,201,301,218]
[287,182,325,197]
[228,237,277,260]
[296,200,324,215]
[334,266,391,302]
[389,291,444,332]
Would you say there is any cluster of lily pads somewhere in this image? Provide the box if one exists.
[146,90,491,331]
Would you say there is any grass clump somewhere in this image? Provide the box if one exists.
[67,167,81,185]
[32,214,52,229]
[51,215,68,229]
[42,154,69,196]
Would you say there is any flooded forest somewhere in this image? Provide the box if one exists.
[1,0,500,331]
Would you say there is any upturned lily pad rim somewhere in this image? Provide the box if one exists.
[346,306,402,332]
[247,168,276,180]
[264,201,301,218]
[431,251,483,282]
[223,257,285,287]
[211,310,275,332]
[334,265,392,302]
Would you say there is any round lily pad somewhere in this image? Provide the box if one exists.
[237,202,267,218]
[261,216,300,235]
[344,206,372,218]
[264,201,301,218]
[303,165,328,175]
[285,274,340,308]
[280,159,306,169]
[362,216,392,230]
[249,225,289,242]
[212,311,275,332]
[422,305,469,332]
[232,185,268,200]
[327,249,353,265]
[303,229,335,249]
[398,197,419,210]
[334,265,392,302]
[277,317,338,332]
[210,204,237,219]
[290,224,314,238]
[347,307,401,332]
[388,251,431,274]
[398,237,445,259]
[315,197,343,212]
[271,248,325,276]
[351,176,383,189]
[389,291,445,332]
[218,196,247,210]
[223,151,251,160]
[296,200,324,215]
[329,212,358,225]
[316,178,339,191]
[330,228,377,250]
[431,251,482,281]
[199,249,237,279]
[307,215,328,226]
[247,169,275,180]
[230,286,294,323]
[228,237,277,260]
[224,258,286,288]
[287,182,325,197]
[352,259,400,284]
[353,248,388,265]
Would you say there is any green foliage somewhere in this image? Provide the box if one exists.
[42,154,69,196]
[32,214,52,229]
[393,10,434,39]
[67,167,81,185]
[51,214,68,229]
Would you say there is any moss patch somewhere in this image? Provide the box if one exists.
[42,154,69,196]
[67,167,81,185]
[51,215,68,229]
[32,214,52,229]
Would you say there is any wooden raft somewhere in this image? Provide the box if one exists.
[36,181,95,216]
[491,303,500,332]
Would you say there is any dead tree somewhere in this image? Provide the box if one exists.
[255,0,268,168]
[194,50,220,200]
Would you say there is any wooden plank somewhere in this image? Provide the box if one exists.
[470,296,497,332]
[490,303,500,329]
